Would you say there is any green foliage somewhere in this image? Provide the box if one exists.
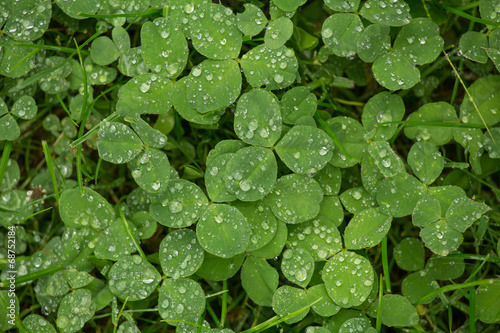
[2,1,500,332]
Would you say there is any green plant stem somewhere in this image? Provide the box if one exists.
[433,1,500,26]
[1,265,64,287]
[220,280,228,328]
[74,38,88,194]
[378,120,485,129]
[41,141,60,203]
[118,207,148,262]
[417,279,494,304]
[376,274,383,332]
[0,141,13,186]
[381,236,391,293]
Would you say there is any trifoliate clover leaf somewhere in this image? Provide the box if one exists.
[108,255,160,301]
[265,17,293,49]
[276,125,334,174]
[404,102,458,145]
[158,278,205,326]
[282,247,314,288]
[356,23,391,63]
[266,174,323,224]
[241,256,279,307]
[367,141,405,177]
[236,3,267,37]
[59,187,115,230]
[393,238,425,271]
[322,251,374,308]
[185,59,241,113]
[272,286,310,324]
[189,3,242,59]
[128,148,170,194]
[407,141,444,185]
[90,37,120,66]
[141,17,188,78]
[322,14,364,58]
[232,201,278,252]
[360,0,411,27]
[393,18,444,65]
[240,44,298,90]
[372,52,420,90]
[223,147,277,201]
[149,179,208,228]
[97,122,143,164]
[197,204,250,258]
[234,89,282,147]
[377,173,427,218]
[56,289,95,333]
[159,229,204,279]
[344,208,392,250]
[459,31,489,64]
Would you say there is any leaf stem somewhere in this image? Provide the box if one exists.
[0,141,13,187]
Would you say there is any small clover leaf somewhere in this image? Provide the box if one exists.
[376,173,427,218]
[0,114,20,141]
[23,314,56,333]
[362,92,405,141]
[55,0,99,19]
[483,127,500,158]
[97,121,143,164]
[272,286,310,324]
[159,229,204,279]
[158,278,205,326]
[241,256,279,307]
[459,31,489,64]
[4,0,51,41]
[324,0,360,12]
[265,17,294,49]
[307,284,340,317]
[196,253,245,281]
[281,86,317,124]
[236,3,268,37]
[407,141,444,185]
[372,52,420,91]
[420,219,463,256]
[367,141,405,177]
[282,247,314,288]
[360,0,411,27]
[56,289,95,333]
[445,196,490,233]
[356,23,391,63]
[412,195,441,228]
[460,75,500,126]
[340,187,377,214]
[90,37,120,66]
[322,13,364,58]
[326,116,367,168]
[128,148,170,193]
[271,0,306,12]
[344,208,392,250]
[367,295,419,327]
[393,238,425,271]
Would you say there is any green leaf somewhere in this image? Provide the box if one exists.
[46,271,69,297]
[241,256,279,307]
[159,229,204,279]
[266,174,323,224]
[173,77,224,125]
[483,127,500,158]
[224,147,277,201]
[288,216,342,261]
[281,86,317,124]
[94,218,139,260]
[322,251,374,308]
[117,321,140,333]
[0,115,20,141]
[361,151,386,196]
[459,31,489,64]
[189,3,242,59]
[0,37,37,78]
[360,0,411,27]
[56,289,95,333]
[150,179,208,228]
[128,148,170,193]
[425,255,465,280]
[393,18,444,65]
[236,3,267,37]
[407,141,444,185]
[59,187,115,230]
[344,208,392,250]
[339,318,373,333]
[460,75,500,126]
[271,0,306,12]
[197,204,250,258]
[393,238,425,271]
[117,73,174,117]
[276,125,334,174]
[90,37,120,66]
[130,211,157,239]
[402,271,437,304]
[412,195,441,227]
[97,122,143,164]
[282,247,314,288]
[206,139,248,165]
[127,116,168,149]
[158,278,205,326]
[272,286,310,324]
[356,23,391,63]
[234,89,282,146]
[240,44,298,90]
[367,295,418,327]
[372,52,420,90]
[112,26,130,54]
[475,280,500,323]
[205,153,237,202]
[367,141,405,177]
[39,56,72,94]
[339,187,377,214]
[23,314,56,333]
[445,196,490,232]
[140,17,188,78]
[307,284,340,317]
[265,17,293,49]
[1,159,20,190]
[324,0,360,12]
[404,102,458,145]
[232,200,278,251]
[420,220,463,256]
[196,252,245,281]
[317,196,345,227]
[63,269,94,289]
[249,220,288,259]
[108,255,160,301]
[327,117,367,168]
[55,0,99,19]
[376,173,427,218]
[314,164,342,196]
[185,59,241,113]
[428,186,467,216]
[4,0,51,41]
[118,47,150,77]
[322,13,364,58]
